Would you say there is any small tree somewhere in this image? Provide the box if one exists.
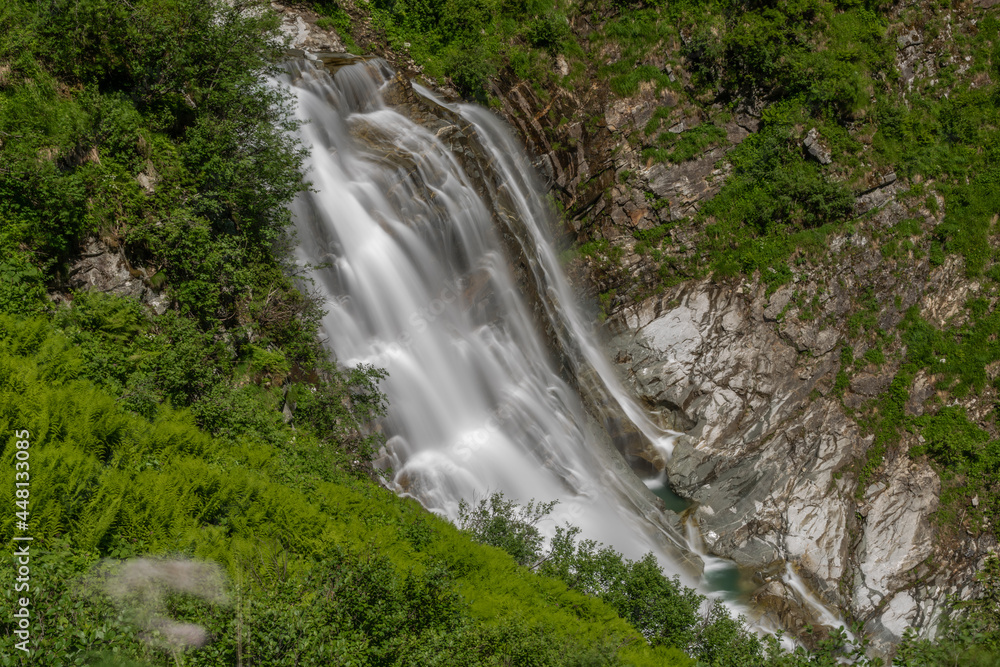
[456,492,556,568]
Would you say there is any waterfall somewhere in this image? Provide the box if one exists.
[279,56,855,641]
[282,58,694,574]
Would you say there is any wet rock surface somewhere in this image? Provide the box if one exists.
[853,454,939,642]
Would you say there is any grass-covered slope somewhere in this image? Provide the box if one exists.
[0,311,682,666]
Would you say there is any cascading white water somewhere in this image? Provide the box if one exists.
[282,57,850,640]
[282,58,692,571]
[445,97,678,461]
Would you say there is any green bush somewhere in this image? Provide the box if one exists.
[332,0,578,99]
[1,0,316,363]
[462,494,765,661]
[642,124,728,165]
[694,116,854,288]
[0,255,48,317]
[457,493,555,567]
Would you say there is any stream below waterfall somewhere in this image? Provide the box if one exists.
[279,55,839,628]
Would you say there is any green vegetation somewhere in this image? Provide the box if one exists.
[873,89,1000,277]
[589,3,689,99]
[697,114,855,289]
[641,123,727,165]
[896,296,1000,537]
[570,239,629,319]
[911,406,1000,536]
[4,0,1000,662]
[577,0,997,299]
[459,495,719,656]
[0,312,654,665]
[838,296,1000,539]
[855,371,911,494]
[308,0,579,100]
[0,0,313,358]
[311,1,359,51]
[633,223,673,255]
[567,0,900,292]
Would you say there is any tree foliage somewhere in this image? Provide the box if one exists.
[0,0,312,352]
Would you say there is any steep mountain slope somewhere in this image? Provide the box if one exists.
[3,0,999,661]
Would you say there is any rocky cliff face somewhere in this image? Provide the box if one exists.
[605,247,988,648]
[58,237,169,315]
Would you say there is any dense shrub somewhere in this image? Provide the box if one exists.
[459,493,762,662]
[306,0,576,100]
[0,0,314,359]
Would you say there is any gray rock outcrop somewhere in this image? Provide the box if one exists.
[803,128,832,165]
[605,232,995,650]
[66,238,169,315]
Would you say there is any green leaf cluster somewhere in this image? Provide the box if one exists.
[310,0,577,101]
[698,116,854,288]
